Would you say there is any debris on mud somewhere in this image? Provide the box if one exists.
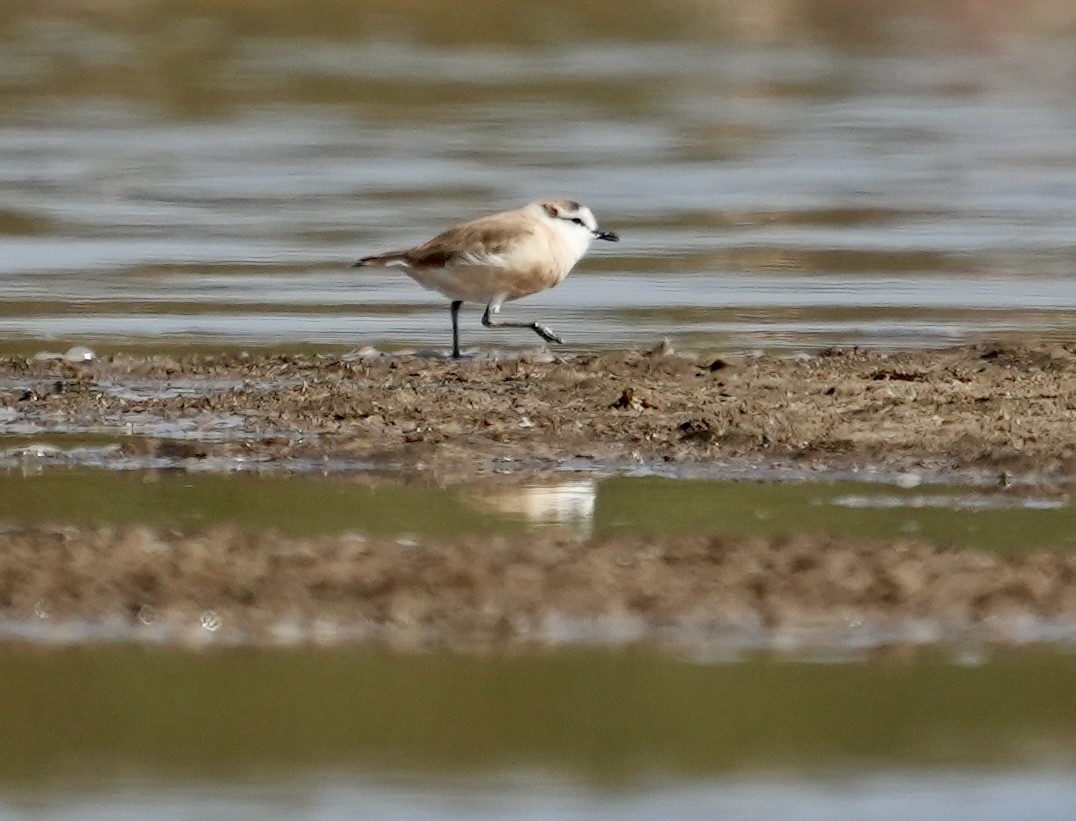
[0,342,1073,483]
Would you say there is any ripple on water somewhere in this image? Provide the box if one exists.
[2,8,1076,352]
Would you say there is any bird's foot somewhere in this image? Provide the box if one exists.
[533,324,564,345]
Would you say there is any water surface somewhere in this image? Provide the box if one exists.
[2,2,1076,354]
[1,646,1075,819]
[1,469,1073,553]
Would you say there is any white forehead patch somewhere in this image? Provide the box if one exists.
[561,205,597,232]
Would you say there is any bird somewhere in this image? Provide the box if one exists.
[352,199,619,358]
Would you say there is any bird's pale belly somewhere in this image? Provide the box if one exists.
[404,263,565,304]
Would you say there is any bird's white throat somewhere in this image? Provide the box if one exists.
[526,201,593,265]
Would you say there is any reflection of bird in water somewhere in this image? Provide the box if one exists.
[464,479,597,535]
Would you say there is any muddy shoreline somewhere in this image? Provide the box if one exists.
[2,342,1075,651]
[2,525,1075,653]
[2,342,1075,485]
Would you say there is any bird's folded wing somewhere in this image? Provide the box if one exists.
[406,212,538,270]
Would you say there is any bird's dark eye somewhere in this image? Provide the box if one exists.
[570,217,585,226]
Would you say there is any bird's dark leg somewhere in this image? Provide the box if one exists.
[481,303,564,345]
[450,300,463,359]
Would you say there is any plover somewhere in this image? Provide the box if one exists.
[353,199,618,358]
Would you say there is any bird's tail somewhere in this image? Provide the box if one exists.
[351,251,412,269]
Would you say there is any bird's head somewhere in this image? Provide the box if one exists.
[536,199,619,244]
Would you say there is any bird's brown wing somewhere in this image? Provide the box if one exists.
[404,210,538,269]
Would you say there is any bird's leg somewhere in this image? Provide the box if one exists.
[450,300,463,359]
[481,302,564,345]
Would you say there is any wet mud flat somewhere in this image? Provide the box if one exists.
[1,342,1075,483]
[3,524,1076,653]
[1,342,1075,652]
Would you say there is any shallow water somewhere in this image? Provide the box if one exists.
[11,773,1076,821]
[1,469,1073,553]
[2,2,1076,354]
[1,647,1075,819]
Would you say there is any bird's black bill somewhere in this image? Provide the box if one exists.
[595,230,619,242]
